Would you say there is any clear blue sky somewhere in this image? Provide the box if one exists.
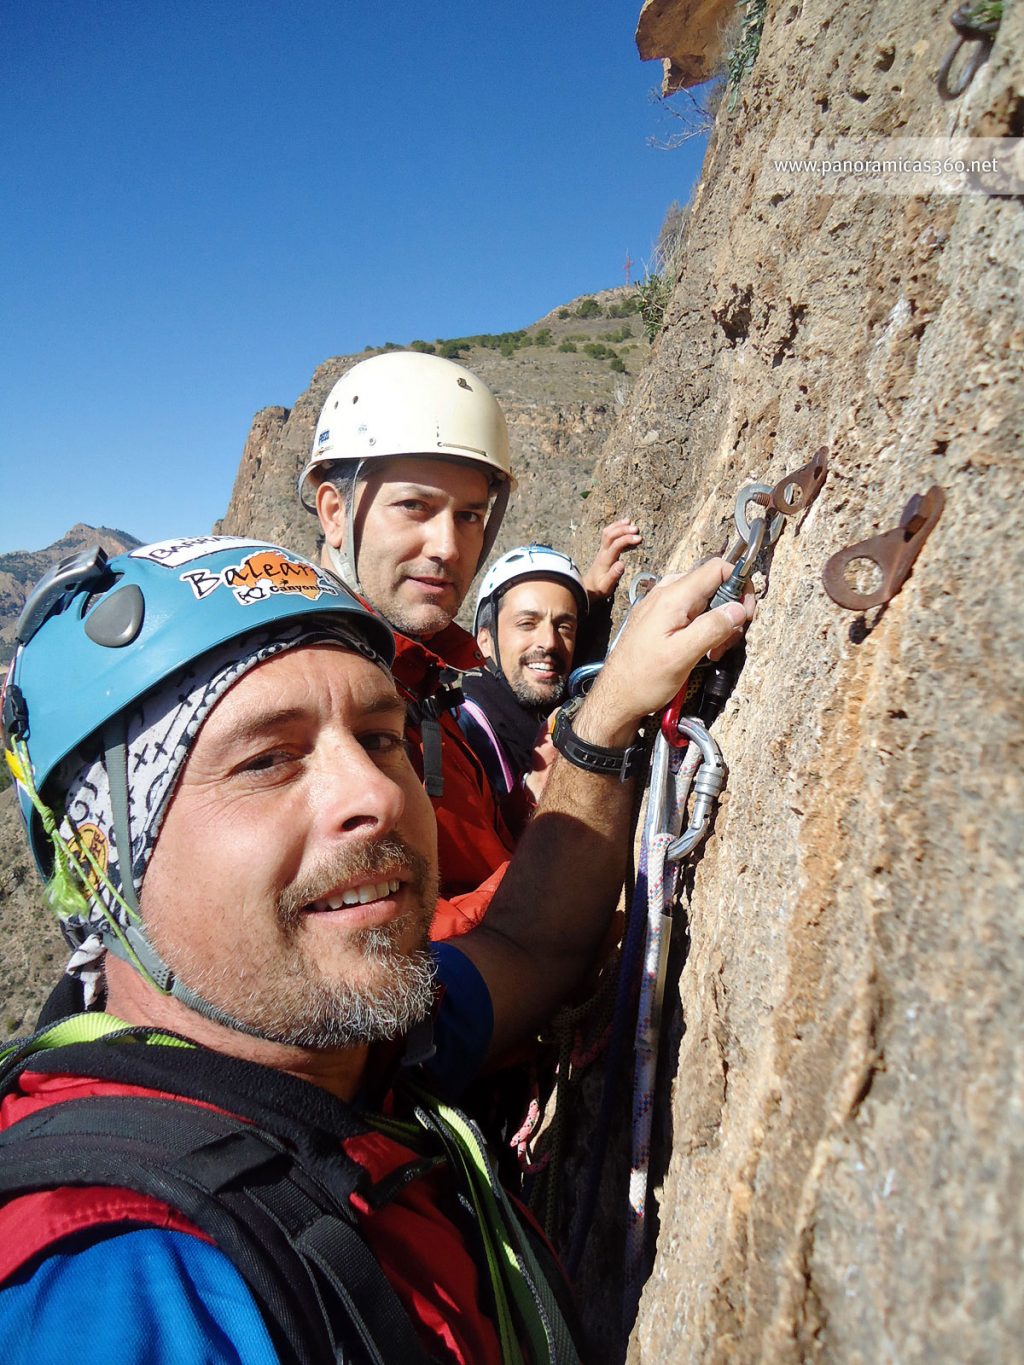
[1,1,708,554]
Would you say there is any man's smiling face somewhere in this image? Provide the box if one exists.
[140,644,440,1048]
[481,578,579,707]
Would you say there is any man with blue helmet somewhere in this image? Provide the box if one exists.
[0,534,752,1363]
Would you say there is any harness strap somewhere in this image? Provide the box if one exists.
[411,1088,581,1365]
[460,697,516,793]
[420,716,445,797]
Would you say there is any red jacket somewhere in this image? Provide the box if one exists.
[391,622,514,940]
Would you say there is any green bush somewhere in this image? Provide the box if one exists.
[609,357,627,373]
[438,340,468,359]
[557,340,577,353]
[409,340,435,354]
[576,297,602,319]
[583,342,616,360]
[557,308,570,319]
[601,327,632,343]
[727,0,768,104]
[634,275,673,342]
[532,328,553,347]
[607,297,639,318]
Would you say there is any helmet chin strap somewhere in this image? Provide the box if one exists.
[326,540,358,590]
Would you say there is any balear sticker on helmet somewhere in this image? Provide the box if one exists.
[65,822,109,891]
[130,536,260,568]
[180,551,339,606]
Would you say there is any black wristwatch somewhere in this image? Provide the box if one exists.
[551,697,647,783]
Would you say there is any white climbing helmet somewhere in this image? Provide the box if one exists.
[473,544,589,634]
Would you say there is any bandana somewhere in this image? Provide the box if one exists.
[55,619,388,1002]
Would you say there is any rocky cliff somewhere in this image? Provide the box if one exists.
[557,1,1022,1361]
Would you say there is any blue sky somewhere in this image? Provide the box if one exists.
[1,2,708,554]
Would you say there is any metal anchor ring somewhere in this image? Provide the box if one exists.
[629,571,659,605]
[822,485,945,611]
[936,4,999,101]
[771,447,829,516]
[734,483,784,547]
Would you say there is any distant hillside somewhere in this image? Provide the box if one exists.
[0,523,142,666]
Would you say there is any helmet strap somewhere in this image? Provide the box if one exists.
[478,478,511,572]
[345,459,366,592]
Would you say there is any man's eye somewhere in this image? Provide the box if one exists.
[458,510,483,525]
[361,732,407,756]
[398,499,428,514]
[236,750,296,776]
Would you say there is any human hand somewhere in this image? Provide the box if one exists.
[574,558,754,748]
[523,722,557,802]
[582,518,643,599]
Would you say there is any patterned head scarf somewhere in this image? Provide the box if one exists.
[55,619,390,1003]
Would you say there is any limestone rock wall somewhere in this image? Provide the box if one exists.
[567,2,1023,1360]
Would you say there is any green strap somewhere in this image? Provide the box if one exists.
[409,1086,580,1365]
[0,1012,193,1068]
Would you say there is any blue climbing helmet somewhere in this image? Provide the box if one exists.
[2,535,395,878]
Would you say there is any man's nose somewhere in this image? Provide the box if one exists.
[423,510,458,564]
[313,743,406,838]
[537,618,560,651]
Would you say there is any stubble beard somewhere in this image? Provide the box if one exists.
[148,837,440,1049]
[508,655,567,709]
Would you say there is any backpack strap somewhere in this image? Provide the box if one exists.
[0,1094,431,1365]
[406,668,466,798]
[460,697,516,794]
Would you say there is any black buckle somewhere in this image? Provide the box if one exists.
[15,545,114,647]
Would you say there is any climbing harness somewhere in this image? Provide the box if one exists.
[822,485,945,611]
[937,2,1002,100]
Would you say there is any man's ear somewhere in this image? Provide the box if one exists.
[316,481,347,549]
[477,626,495,662]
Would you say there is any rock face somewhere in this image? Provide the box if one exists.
[215,289,642,586]
[635,0,735,92]
[561,2,1023,1361]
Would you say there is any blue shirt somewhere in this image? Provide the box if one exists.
[0,944,493,1364]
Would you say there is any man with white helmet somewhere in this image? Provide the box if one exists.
[299,351,639,930]
[299,351,517,936]
[461,545,592,815]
